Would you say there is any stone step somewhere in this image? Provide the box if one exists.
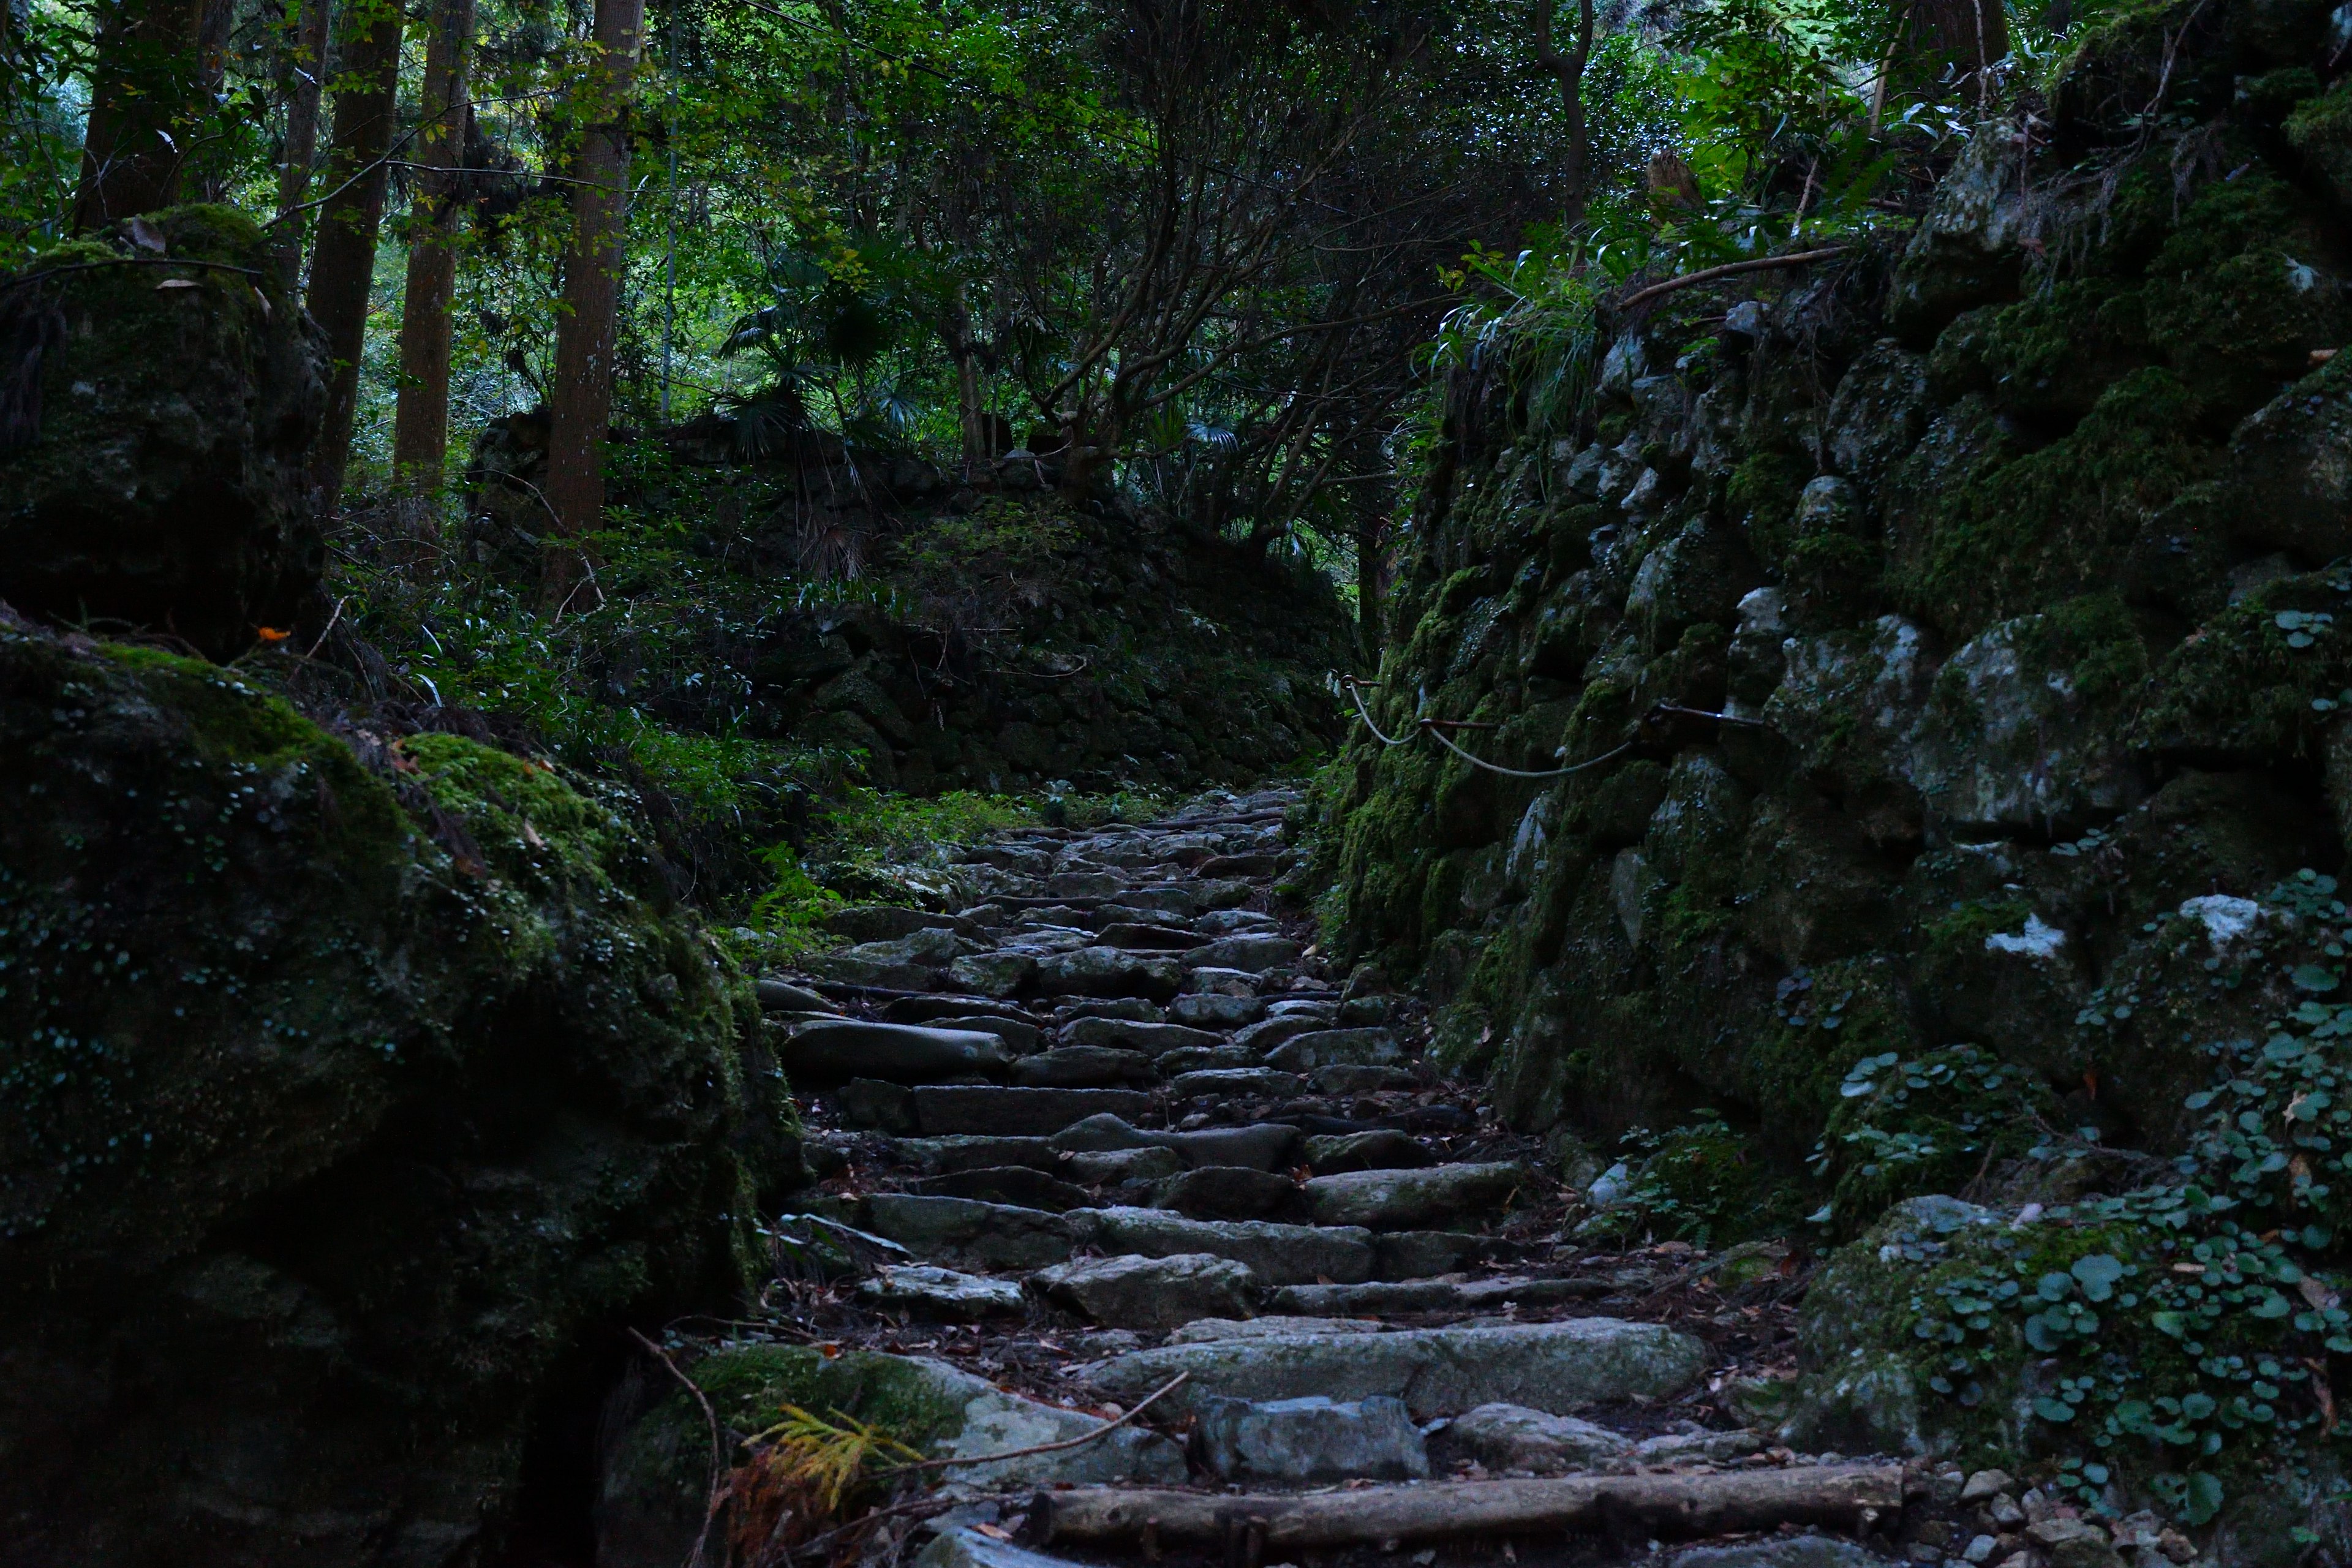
[1268,1274,1611,1316]
[851,1194,1074,1270]
[1068,1207,1373,1286]
[897,1135,1061,1174]
[1088,1317,1709,1420]
[781,1020,1012,1087]
[913,1165,1094,1212]
[910,1085,1156,1136]
[1011,1046,1156,1088]
[1149,1164,1304,1222]
[1027,1252,1257,1333]
[1196,1392,1428,1483]
[1049,1112,1298,1170]
[1302,1161,1530,1231]
[1036,948,1185,1001]
[1166,1067,1304,1100]
[1055,1016,1220,1055]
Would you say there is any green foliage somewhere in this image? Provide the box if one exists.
[1814,1046,2055,1228]
[1585,1110,1800,1248]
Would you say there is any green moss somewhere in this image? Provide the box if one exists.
[1725,448,1809,563]
[1894,369,2217,640]
[2132,564,2352,760]
[1928,280,2149,426]
[2139,170,2350,424]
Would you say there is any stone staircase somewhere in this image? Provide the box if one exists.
[722,788,2101,1568]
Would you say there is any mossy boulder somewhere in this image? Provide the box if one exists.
[0,611,797,1564]
[0,206,324,660]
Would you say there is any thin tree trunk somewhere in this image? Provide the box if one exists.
[1533,0,1596,229]
[1355,508,1385,661]
[542,0,647,608]
[273,0,334,286]
[391,0,478,499]
[72,0,209,230]
[302,0,404,519]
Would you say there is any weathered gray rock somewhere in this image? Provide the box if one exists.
[1182,967,1261,997]
[1374,1230,1503,1279]
[1167,992,1265,1028]
[856,1264,1027,1319]
[1269,1275,1608,1316]
[913,1085,1153,1136]
[915,1165,1093,1212]
[1167,1068,1305,1099]
[1304,1162,1528,1231]
[1635,1427,1766,1463]
[1150,1164,1301,1221]
[1182,934,1303,973]
[826,905,963,943]
[1047,1113,1299,1171]
[1036,948,1185,1001]
[1304,1129,1433,1174]
[1068,1207,1374,1285]
[918,1527,1095,1568]
[1667,1539,1898,1568]
[1196,1394,1429,1483]
[925,1014,1042,1054]
[782,1020,1011,1087]
[1012,1045,1156,1088]
[1428,1403,1633,1473]
[1265,1027,1404,1072]
[1059,997,1164,1023]
[1090,1317,1707,1420]
[1027,1252,1258,1333]
[756,977,834,1012]
[1311,1064,1415,1095]
[858,1194,1074,1270]
[1057,1016,1221,1055]
[947,951,1037,997]
[1153,1044,1260,1075]
[1064,1146,1182,1186]
[835,1077,917,1133]
[900,1136,1060,1174]
[1047,870,1126,899]
[1169,1315,1387,1343]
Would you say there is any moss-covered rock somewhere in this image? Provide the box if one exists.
[0,207,323,660]
[0,610,797,1564]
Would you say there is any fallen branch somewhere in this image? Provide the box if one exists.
[882,1374,1189,1474]
[1610,247,1854,317]
[1023,1462,1905,1549]
[625,1327,728,1568]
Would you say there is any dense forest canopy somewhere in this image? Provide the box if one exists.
[0,0,2021,601]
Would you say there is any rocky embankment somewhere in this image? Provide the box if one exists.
[1312,1,2352,1553]
[595,791,2110,1568]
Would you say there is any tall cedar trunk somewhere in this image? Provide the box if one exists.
[391,0,478,495]
[541,0,646,608]
[302,0,404,518]
[1532,0,1595,228]
[273,0,334,285]
[1355,511,1385,662]
[72,0,209,230]
[1921,0,2008,89]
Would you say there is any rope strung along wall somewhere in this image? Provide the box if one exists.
[1339,675,1635,780]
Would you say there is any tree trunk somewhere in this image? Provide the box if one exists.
[391,0,478,499]
[1533,0,1596,229]
[273,0,334,286]
[1921,0,2008,100]
[72,0,209,230]
[302,0,405,518]
[541,0,647,609]
[1355,508,1385,661]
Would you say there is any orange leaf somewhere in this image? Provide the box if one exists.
[255,626,290,643]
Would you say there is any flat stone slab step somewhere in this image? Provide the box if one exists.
[1087,1317,1708,1419]
[1068,1206,1374,1285]
[1027,1252,1257,1333]
[1267,1273,1611,1316]
[911,1085,1155,1136]
[1049,1113,1298,1171]
[782,1020,1012,1087]
[1302,1161,1529,1231]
